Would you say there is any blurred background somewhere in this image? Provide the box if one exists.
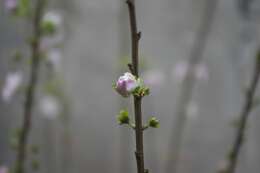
[1,0,260,173]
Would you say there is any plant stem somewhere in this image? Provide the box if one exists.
[220,50,260,173]
[126,0,146,173]
[165,0,218,172]
[14,1,46,173]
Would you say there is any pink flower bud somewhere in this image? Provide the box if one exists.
[115,72,139,97]
[5,0,17,12]
[0,166,9,173]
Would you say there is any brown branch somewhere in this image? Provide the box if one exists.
[165,0,218,172]
[218,50,260,173]
[14,1,46,173]
[126,0,146,173]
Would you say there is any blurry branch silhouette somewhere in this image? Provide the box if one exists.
[237,0,253,18]
[14,0,46,173]
[126,1,146,173]
[217,49,260,173]
[165,0,218,172]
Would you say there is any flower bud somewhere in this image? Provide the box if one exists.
[42,11,63,35]
[39,95,61,119]
[148,117,159,128]
[0,166,9,173]
[5,0,17,12]
[117,110,130,125]
[115,72,139,97]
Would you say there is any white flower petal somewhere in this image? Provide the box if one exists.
[47,48,62,72]
[142,69,165,87]
[195,63,209,81]
[186,102,199,120]
[43,11,63,27]
[172,61,189,83]
[39,95,61,119]
[2,71,23,102]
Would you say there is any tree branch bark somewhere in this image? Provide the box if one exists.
[219,50,260,173]
[165,0,218,172]
[126,0,146,173]
[14,1,46,173]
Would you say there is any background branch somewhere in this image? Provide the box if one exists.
[165,0,218,172]
[14,0,46,173]
[218,50,260,173]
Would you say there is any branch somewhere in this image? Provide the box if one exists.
[218,50,260,173]
[165,1,218,172]
[14,1,46,173]
[126,0,146,173]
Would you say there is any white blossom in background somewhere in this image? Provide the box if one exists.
[4,0,17,12]
[47,48,62,72]
[172,60,209,83]
[172,60,189,83]
[142,69,165,87]
[0,166,9,173]
[195,63,209,81]
[43,11,63,29]
[39,95,61,119]
[40,11,64,51]
[186,101,199,120]
[2,71,23,102]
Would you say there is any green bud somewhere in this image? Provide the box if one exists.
[132,83,150,97]
[117,110,130,125]
[142,87,150,96]
[112,82,116,89]
[41,21,56,35]
[148,117,159,128]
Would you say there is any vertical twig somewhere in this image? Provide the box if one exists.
[237,0,253,18]
[165,0,218,172]
[219,50,260,173]
[126,0,146,173]
[14,0,46,173]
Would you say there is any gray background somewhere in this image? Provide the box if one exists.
[1,0,260,173]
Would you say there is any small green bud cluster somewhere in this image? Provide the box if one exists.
[116,109,159,130]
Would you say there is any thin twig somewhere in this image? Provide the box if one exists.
[219,50,260,173]
[14,1,46,173]
[126,0,146,173]
[165,1,218,172]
